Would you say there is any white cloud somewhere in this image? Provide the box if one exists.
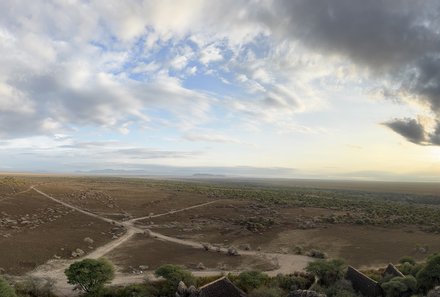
[200,44,223,65]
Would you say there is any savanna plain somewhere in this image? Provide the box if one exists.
[1,174,440,295]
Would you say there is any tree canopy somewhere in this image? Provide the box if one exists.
[65,258,115,294]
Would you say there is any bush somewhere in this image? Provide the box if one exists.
[271,274,311,291]
[399,257,416,266]
[308,249,327,259]
[154,264,195,297]
[154,264,194,284]
[235,271,269,293]
[249,286,283,297]
[417,254,440,292]
[306,259,346,287]
[65,258,115,295]
[14,276,55,297]
[0,277,17,297]
[381,276,417,297]
[98,284,152,297]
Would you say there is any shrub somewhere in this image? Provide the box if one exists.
[381,276,417,297]
[14,276,55,297]
[249,286,283,297]
[324,279,357,297]
[65,258,115,295]
[154,264,194,284]
[417,254,440,292]
[271,274,311,291]
[154,264,195,297]
[0,277,17,297]
[98,284,152,297]
[399,257,416,265]
[235,271,269,293]
[308,249,327,259]
[306,259,346,287]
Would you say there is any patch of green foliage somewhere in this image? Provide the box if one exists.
[233,271,270,293]
[306,259,346,287]
[417,254,440,293]
[154,264,195,297]
[146,179,440,232]
[65,258,114,296]
[381,276,417,297]
[0,277,17,297]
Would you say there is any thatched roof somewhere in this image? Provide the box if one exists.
[198,276,246,297]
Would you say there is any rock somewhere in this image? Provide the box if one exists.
[177,281,187,294]
[202,243,210,251]
[139,265,149,270]
[188,285,197,297]
[71,248,85,257]
[197,262,205,270]
[428,286,440,297]
[227,246,239,256]
[0,267,5,274]
[242,243,251,251]
[83,237,94,244]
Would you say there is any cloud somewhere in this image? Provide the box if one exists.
[265,0,440,145]
[383,118,426,144]
[183,131,251,145]
[1,0,439,149]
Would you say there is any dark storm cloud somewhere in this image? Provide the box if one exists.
[383,118,426,144]
[270,0,440,145]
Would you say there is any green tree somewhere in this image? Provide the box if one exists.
[65,258,115,295]
[417,254,440,292]
[235,271,269,293]
[0,276,17,297]
[306,259,346,287]
[154,264,195,297]
[381,276,417,297]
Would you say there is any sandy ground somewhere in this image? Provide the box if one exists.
[25,186,312,297]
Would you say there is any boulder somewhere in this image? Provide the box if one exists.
[227,246,239,256]
[83,237,94,244]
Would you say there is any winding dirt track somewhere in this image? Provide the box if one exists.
[27,186,312,296]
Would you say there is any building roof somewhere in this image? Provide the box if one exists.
[383,263,404,278]
[198,276,246,297]
[346,266,383,297]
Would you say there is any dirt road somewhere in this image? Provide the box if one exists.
[27,186,313,296]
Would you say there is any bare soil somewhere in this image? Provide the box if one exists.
[106,234,276,273]
[1,174,440,279]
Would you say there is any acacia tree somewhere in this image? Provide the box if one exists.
[65,258,114,295]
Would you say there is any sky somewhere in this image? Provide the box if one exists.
[1,0,440,180]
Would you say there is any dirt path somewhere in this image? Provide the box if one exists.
[129,200,218,222]
[0,186,33,202]
[27,186,313,296]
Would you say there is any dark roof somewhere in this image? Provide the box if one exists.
[346,266,383,297]
[383,264,404,278]
[198,276,246,297]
